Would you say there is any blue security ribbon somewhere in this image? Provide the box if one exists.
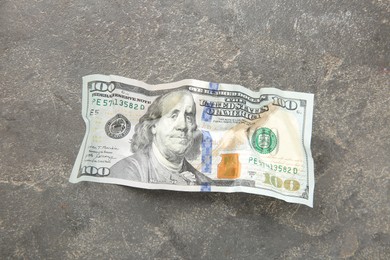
[200,182,211,192]
[201,130,213,174]
[201,82,219,122]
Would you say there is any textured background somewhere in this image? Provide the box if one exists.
[1,0,389,259]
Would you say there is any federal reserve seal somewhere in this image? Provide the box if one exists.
[105,114,131,139]
[251,127,277,154]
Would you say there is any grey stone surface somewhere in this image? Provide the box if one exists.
[0,0,389,259]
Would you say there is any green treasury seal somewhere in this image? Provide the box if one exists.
[105,114,131,139]
[251,127,277,154]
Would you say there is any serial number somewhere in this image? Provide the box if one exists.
[92,98,145,110]
[248,156,298,174]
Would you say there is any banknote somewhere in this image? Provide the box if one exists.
[69,75,315,207]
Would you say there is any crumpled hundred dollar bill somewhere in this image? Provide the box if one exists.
[70,75,315,207]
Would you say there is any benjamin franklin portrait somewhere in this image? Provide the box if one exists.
[110,90,211,185]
